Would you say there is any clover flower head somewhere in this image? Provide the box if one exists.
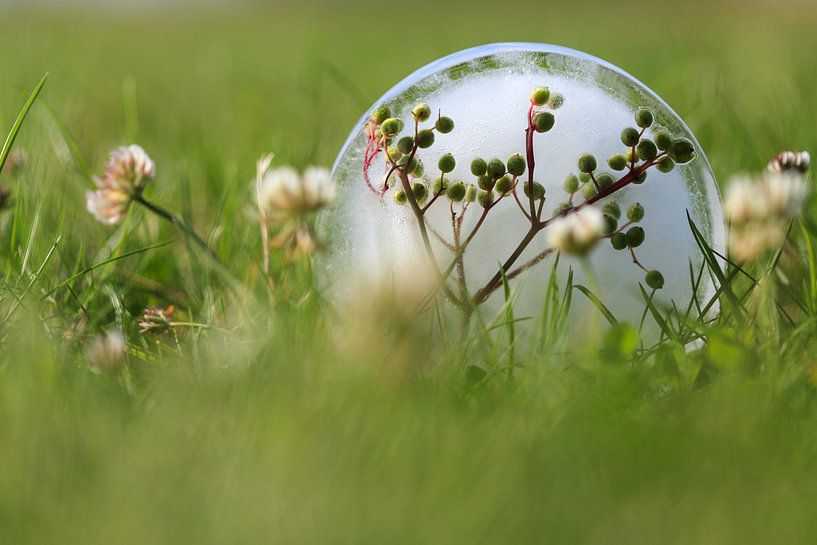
[725,171,807,262]
[138,305,175,335]
[86,144,155,225]
[258,166,335,218]
[546,206,605,256]
[85,329,126,373]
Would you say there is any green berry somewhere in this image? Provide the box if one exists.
[412,182,428,204]
[627,202,645,222]
[495,175,513,194]
[465,184,477,202]
[380,118,402,136]
[412,103,431,122]
[397,136,414,155]
[531,87,550,106]
[393,189,407,205]
[477,175,494,191]
[409,158,424,178]
[670,138,695,164]
[477,189,494,208]
[656,156,675,173]
[507,153,526,177]
[387,146,402,162]
[603,202,621,219]
[626,226,645,248]
[432,177,448,195]
[533,112,555,133]
[654,130,673,151]
[621,127,640,147]
[636,139,658,161]
[624,148,636,163]
[579,172,591,184]
[608,153,628,171]
[597,173,615,189]
[582,182,598,200]
[447,181,466,202]
[634,171,647,184]
[487,158,506,179]
[554,202,572,215]
[435,116,454,133]
[603,213,618,235]
[523,181,545,200]
[610,232,627,250]
[371,104,391,124]
[564,174,579,194]
[470,158,488,176]
[577,153,597,173]
[438,153,456,173]
[547,93,564,109]
[635,108,654,129]
[645,270,665,290]
[416,129,435,149]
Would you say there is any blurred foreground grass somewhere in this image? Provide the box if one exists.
[2,1,817,543]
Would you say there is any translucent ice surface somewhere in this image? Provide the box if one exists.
[319,43,725,329]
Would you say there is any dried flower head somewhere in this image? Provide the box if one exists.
[85,329,126,373]
[86,145,155,225]
[138,305,175,335]
[546,206,605,256]
[768,151,810,174]
[258,166,335,219]
[725,172,807,262]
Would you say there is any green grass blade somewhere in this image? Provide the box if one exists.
[0,73,48,173]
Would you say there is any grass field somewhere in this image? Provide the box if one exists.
[2,1,817,543]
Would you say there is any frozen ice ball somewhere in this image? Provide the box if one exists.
[319,43,724,330]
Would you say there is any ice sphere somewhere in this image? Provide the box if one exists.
[319,43,725,330]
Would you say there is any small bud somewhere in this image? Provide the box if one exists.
[371,104,391,124]
[408,157,424,177]
[608,154,628,171]
[582,182,598,200]
[465,184,477,202]
[579,172,592,184]
[487,158,506,179]
[603,213,618,234]
[564,174,579,194]
[412,103,431,122]
[636,139,658,161]
[435,116,455,134]
[495,175,513,194]
[635,108,654,129]
[635,171,648,184]
[645,270,665,290]
[387,146,402,162]
[447,181,466,202]
[438,153,456,174]
[554,202,572,215]
[478,175,495,191]
[654,130,673,151]
[624,148,636,163]
[507,153,526,177]
[523,181,545,200]
[625,226,645,248]
[470,158,488,176]
[627,202,645,222]
[610,232,627,250]
[397,136,414,155]
[432,176,448,195]
[416,129,435,149]
[577,153,597,174]
[547,93,564,109]
[597,173,615,189]
[412,181,429,204]
[381,118,403,137]
[670,138,695,164]
[393,189,407,205]
[621,127,640,147]
[531,87,550,106]
[477,189,494,208]
[656,156,675,173]
[603,201,621,219]
[533,112,555,133]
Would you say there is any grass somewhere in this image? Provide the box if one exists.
[2,1,817,543]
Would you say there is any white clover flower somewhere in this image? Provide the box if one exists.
[85,329,126,373]
[258,166,335,218]
[725,171,807,262]
[86,144,156,225]
[546,206,605,256]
